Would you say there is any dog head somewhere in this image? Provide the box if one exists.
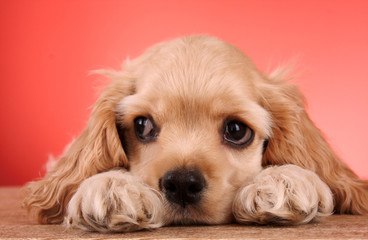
[115,36,272,224]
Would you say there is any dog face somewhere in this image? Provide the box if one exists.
[115,36,272,224]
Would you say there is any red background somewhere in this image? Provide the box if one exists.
[1,0,367,185]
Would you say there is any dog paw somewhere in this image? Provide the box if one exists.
[65,170,164,232]
[233,165,333,225]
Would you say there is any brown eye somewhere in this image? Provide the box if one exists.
[134,117,158,142]
[223,120,254,147]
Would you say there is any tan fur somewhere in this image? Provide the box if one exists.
[258,74,368,214]
[23,76,134,223]
[65,170,164,232]
[23,35,368,232]
[233,165,333,224]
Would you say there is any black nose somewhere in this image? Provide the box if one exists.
[160,168,206,208]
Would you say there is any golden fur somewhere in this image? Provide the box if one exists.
[23,35,368,232]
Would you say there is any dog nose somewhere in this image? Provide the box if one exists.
[160,169,206,208]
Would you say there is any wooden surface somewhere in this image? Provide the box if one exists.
[0,187,367,240]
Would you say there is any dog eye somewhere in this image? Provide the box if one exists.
[134,117,158,142]
[223,120,254,147]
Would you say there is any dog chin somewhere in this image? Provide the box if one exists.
[163,202,232,225]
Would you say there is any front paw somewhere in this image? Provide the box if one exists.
[233,165,333,225]
[66,170,164,232]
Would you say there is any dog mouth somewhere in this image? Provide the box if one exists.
[162,200,209,225]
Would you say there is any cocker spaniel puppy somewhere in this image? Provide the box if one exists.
[24,35,368,232]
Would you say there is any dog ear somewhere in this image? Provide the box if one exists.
[258,73,368,214]
[23,72,135,224]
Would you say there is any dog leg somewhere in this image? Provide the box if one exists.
[65,170,164,232]
[233,165,333,225]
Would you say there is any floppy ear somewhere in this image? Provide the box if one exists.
[23,72,135,224]
[259,73,368,214]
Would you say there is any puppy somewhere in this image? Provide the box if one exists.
[24,35,368,232]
